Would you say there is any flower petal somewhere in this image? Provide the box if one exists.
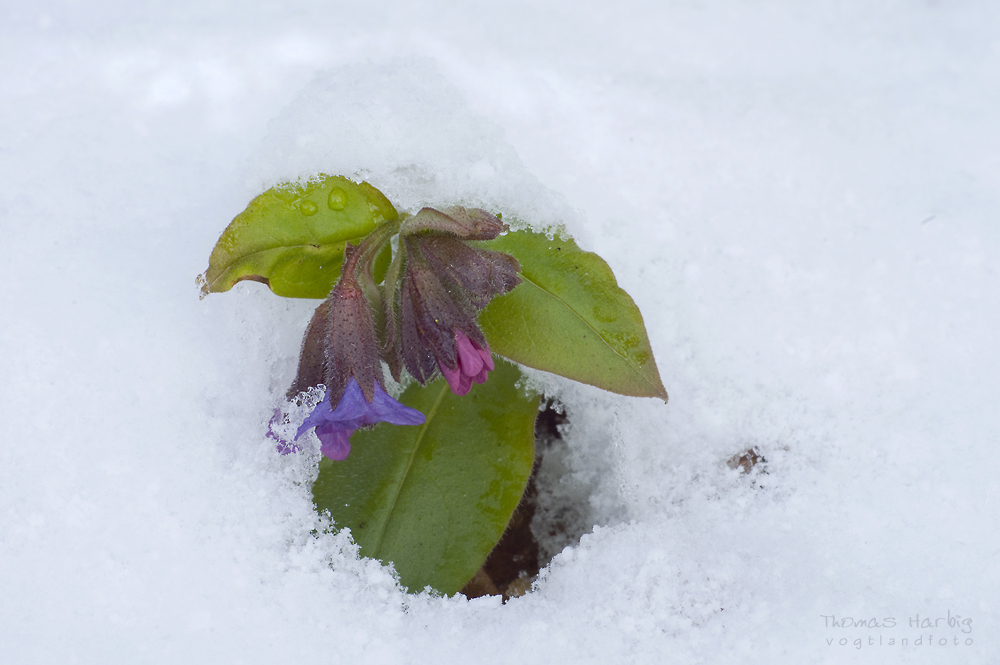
[470,367,489,385]
[366,382,427,426]
[455,330,485,376]
[328,378,371,422]
[478,342,495,372]
[315,423,352,461]
[437,330,496,395]
[439,361,465,395]
[295,398,336,440]
[294,377,425,460]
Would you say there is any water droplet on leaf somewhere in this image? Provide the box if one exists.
[299,200,319,216]
[328,186,348,211]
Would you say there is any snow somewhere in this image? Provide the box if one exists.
[2,1,999,663]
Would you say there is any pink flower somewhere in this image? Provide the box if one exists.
[439,330,495,396]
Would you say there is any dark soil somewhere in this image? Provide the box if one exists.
[461,400,567,600]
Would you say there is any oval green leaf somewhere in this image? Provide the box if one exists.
[479,230,667,401]
[199,175,398,299]
[312,361,539,595]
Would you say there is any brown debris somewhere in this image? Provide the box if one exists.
[727,446,766,474]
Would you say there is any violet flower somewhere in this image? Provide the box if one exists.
[439,330,494,396]
[295,376,425,460]
[280,224,426,462]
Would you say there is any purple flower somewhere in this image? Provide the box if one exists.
[439,330,495,396]
[295,377,425,461]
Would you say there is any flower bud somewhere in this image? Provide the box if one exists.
[400,206,507,240]
[384,207,520,394]
[440,330,495,396]
[324,274,383,404]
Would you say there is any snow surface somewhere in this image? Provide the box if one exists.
[2,1,999,663]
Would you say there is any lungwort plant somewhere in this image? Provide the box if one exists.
[199,175,667,595]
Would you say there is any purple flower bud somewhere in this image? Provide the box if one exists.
[400,206,508,240]
[383,208,520,393]
[295,377,425,460]
[286,300,330,398]
[325,274,383,404]
[417,236,520,309]
[395,235,482,384]
[439,330,495,396]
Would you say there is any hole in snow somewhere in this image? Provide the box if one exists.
[463,398,609,601]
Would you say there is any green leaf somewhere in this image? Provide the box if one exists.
[479,230,668,401]
[312,361,539,595]
[198,175,397,299]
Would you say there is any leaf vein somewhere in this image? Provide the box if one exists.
[370,382,450,557]
[207,240,361,290]
[517,271,662,395]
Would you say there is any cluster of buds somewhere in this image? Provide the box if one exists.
[277,207,520,461]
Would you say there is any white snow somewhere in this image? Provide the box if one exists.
[2,1,998,663]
